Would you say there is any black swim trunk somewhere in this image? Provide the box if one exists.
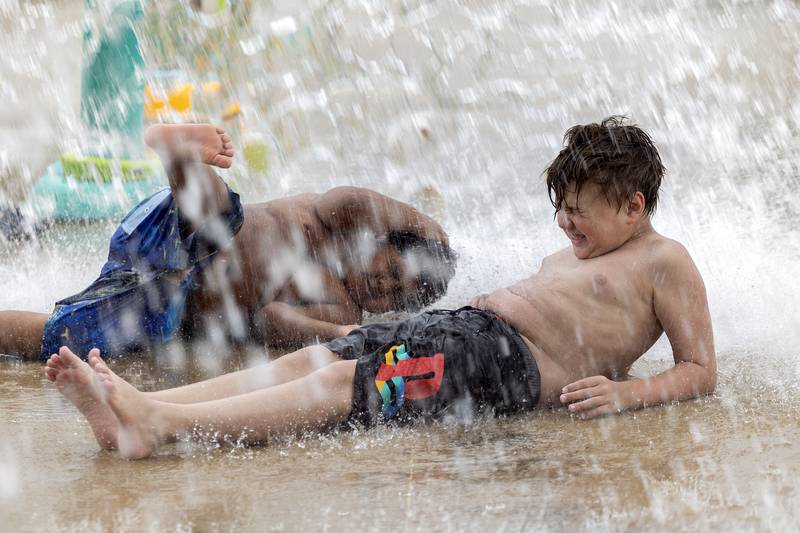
[323,307,540,427]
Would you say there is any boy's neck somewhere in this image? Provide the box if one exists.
[627,216,654,243]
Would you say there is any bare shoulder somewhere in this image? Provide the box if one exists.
[647,233,691,260]
[643,233,704,289]
[313,186,374,212]
[540,247,572,268]
[643,232,687,260]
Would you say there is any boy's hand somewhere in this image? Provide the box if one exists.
[559,376,632,419]
[468,293,489,309]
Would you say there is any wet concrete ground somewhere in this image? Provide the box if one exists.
[2,350,799,531]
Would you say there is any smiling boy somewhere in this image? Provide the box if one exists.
[45,116,715,458]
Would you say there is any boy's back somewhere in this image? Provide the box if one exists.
[187,193,334,318]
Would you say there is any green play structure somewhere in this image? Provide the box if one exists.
[30,0,165,222]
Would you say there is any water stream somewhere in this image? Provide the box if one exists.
[1,0,799,530]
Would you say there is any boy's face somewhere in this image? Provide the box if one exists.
[556,182,635,259]
[345,246,418,312]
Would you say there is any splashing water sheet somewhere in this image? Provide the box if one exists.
[1,0,800,530]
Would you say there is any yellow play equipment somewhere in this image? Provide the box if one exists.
[24,0,295,226]
[144,80,241,120]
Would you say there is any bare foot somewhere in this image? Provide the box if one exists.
[144,123,235,169]
[89,356,166,460]
[45,347,120,450]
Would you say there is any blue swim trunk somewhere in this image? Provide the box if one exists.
[40,186,244,361]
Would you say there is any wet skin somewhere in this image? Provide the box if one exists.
[0,124,450,360]
[41,181,715,460]
[471,183,716,417]
[189,187,447,346]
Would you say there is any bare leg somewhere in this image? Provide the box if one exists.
[146,344,340,403]
[86,352,356,459]
[46,344,343,450]
[145,123,236,228]
[0,310,48,361]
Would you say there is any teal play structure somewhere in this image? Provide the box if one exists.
[30,0,164,222]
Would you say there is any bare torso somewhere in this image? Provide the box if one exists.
[185,193,356,332]
[480,232,669,405]
[179,185,451,346]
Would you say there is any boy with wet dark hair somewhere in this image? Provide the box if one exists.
[0,124,455,360]
[383,231,456,310]
[45,117,715,459]
[546,115,665,218]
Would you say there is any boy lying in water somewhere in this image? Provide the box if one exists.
[45,116,715,459]
[0,124,455,361]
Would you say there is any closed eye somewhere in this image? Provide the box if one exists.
[562,205,586,217]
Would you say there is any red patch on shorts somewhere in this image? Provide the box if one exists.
[375,353,445,399]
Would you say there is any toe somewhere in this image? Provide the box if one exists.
[88,348,102,366]
[98,376,114,395]
[59,346,83,366]
[92,357,111,374]
[216,127,225,134]
[212,154,233,168]
[221,134,231,143]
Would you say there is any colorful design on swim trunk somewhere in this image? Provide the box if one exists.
[374,344,445,419]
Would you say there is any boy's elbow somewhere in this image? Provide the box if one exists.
[704,370,717,395]
[696,363,717,396]
[680,359,716,398]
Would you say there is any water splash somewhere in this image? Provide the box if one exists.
[1,0,800,530]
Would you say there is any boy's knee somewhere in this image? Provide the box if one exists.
[292,345,339,372]
[313,360,357,393]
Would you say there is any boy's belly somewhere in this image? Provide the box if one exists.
[518,335,572,407]
[483,287,659,405]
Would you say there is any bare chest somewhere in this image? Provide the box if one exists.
[505,251,647,320]
[496,254,660,371]
[541,260,646,310]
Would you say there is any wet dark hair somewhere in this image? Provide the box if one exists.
[545,116,665,216]
[385,230,457,311]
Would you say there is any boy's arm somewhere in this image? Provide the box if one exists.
[259,301,360,348]
[313,187,448,245]
[561,243,716,419]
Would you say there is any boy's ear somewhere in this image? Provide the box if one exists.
[626,192,646,219]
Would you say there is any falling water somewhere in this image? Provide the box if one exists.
[1,0,799,530]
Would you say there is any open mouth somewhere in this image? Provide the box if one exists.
[566,231,586,244]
